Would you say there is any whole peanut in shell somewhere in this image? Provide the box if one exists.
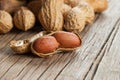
[77,1,95,23]
[0,10,13,34]
[38,0,64,31]
[64,7,86,32]
[13,7,35,31]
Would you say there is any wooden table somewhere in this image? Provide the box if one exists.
[0,0,120,80]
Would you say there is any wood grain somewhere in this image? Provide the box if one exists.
[93,18,120,80]
[0,0,120,80]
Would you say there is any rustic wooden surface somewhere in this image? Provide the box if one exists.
[0,0,120,80]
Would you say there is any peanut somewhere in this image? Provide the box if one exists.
[53,31,81,48]
[32,36,59,54]
[38,0,64,31]
[10,31,82,57]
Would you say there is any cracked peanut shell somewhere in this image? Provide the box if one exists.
[10,31,82,57]
[10,31,46,54]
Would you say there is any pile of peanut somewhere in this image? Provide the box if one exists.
[0,0,108,57]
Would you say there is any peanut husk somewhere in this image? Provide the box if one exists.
[31,31,82,57]
[10,31,82,57]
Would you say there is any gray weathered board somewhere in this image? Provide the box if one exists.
[0,0,120,80]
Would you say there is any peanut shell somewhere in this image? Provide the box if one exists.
[64,7,86,32]
[13,7,35,31]
[31,46,57,57]
[78,1,95,23]
[31,36,59,57]
[10,31,46,54]
[83,0,108,12]
[10,31,82,57]
[38,0,64,31]
[0,10,13,34]
[27,0,44,17]
[10,40,30,54]
[61,3,72,17]
[64,0,79,7]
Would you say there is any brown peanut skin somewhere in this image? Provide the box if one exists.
[52,31,81,48]
[38,0,64,31]
[33,36,59,54]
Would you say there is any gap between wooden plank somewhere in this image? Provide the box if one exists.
[93,15,120,80]
[0,27,40,57]
[0,28,41,79]
[0,31,37,63]
[85,17,120,80]
[21,54,64,80]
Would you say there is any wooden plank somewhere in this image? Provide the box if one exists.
[15,54,63,80]
[93,18,120,80]
[0,54,21,78]
[85,17,120,80]
[0,30,19,49]
[0,29,38,63]
[0,27,41,79]
[0,26,40,54]
[0,0,119,80]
